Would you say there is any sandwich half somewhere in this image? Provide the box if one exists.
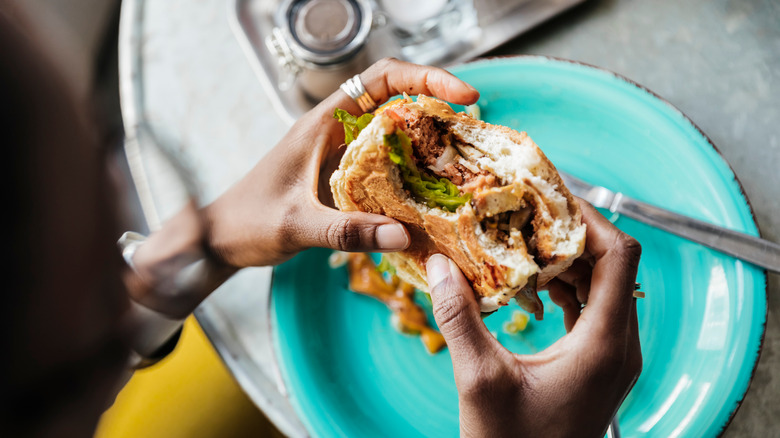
[330,96,586,317]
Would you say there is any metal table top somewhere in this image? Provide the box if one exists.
[118,0,780,436]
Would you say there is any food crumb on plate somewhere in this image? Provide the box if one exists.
[503,310,530,334]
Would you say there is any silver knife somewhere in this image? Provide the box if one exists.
[559,171,780,274]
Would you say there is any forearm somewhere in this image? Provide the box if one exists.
[118,206,237,368]
[126,206,238,319]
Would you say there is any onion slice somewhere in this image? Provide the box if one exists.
[457,156,481,174]
[428,145,459,173]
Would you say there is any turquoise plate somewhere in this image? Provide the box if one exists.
[271,57,767,437]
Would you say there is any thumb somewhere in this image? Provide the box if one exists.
[302,207,410,253]
[427,254,497,367]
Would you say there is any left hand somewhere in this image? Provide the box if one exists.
[129,59,479,318]
[425,199,642,438]
[202,58,480,268]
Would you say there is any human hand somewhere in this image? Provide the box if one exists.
[203,58,480,268]
[426,199,642,438]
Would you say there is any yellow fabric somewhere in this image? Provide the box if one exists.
[95,317,282,438]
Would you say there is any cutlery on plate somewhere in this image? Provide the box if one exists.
[559,171,780,274]
[607,416,621,438]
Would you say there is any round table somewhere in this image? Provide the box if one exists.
[119,0,780,436]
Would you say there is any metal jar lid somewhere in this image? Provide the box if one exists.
[273,0,373,67]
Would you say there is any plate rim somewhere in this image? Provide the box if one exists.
[271,55,769,437]
[448,56,769,435]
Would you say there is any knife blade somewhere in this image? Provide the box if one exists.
[559,170,780,274]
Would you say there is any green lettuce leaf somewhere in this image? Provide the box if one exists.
[376,256,397,276]
[384,130,470,213]
[334,108,375,145]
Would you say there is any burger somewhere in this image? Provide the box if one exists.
[330,96,586,317]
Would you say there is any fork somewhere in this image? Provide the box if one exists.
[607,416,622,438]
[559,170,780,273]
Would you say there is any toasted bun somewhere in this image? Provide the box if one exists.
[330,96,586,316]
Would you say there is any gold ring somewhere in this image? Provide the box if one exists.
[633,282,645,299]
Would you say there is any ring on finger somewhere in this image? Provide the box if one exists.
[633,282,645,299]
[340,74,378,113]
[580,282,645,309]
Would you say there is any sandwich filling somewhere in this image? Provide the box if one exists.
[382,104,543,266]
[331,96,586,315]
[384,130,471,212]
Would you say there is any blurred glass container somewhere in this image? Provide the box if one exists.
[266,0,373,100]
[378,0,478,65]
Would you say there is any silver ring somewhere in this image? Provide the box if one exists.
[340,74,378,113]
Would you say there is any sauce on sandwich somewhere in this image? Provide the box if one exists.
[345,253,446,354]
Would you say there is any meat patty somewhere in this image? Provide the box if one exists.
[386,106,492,187]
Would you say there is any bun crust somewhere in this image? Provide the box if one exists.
[330,96,585,315]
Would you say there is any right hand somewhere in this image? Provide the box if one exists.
[426,199,642,438]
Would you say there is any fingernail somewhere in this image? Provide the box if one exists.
[376,224,409,250]
[426,254,451,290]
[466,83,478,93]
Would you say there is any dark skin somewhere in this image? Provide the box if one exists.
[202,58,482,266]
[426,200,642,437]
[130,58,482,318]
[3,4,641,435]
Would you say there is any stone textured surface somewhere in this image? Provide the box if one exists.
[130,0,779,435]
